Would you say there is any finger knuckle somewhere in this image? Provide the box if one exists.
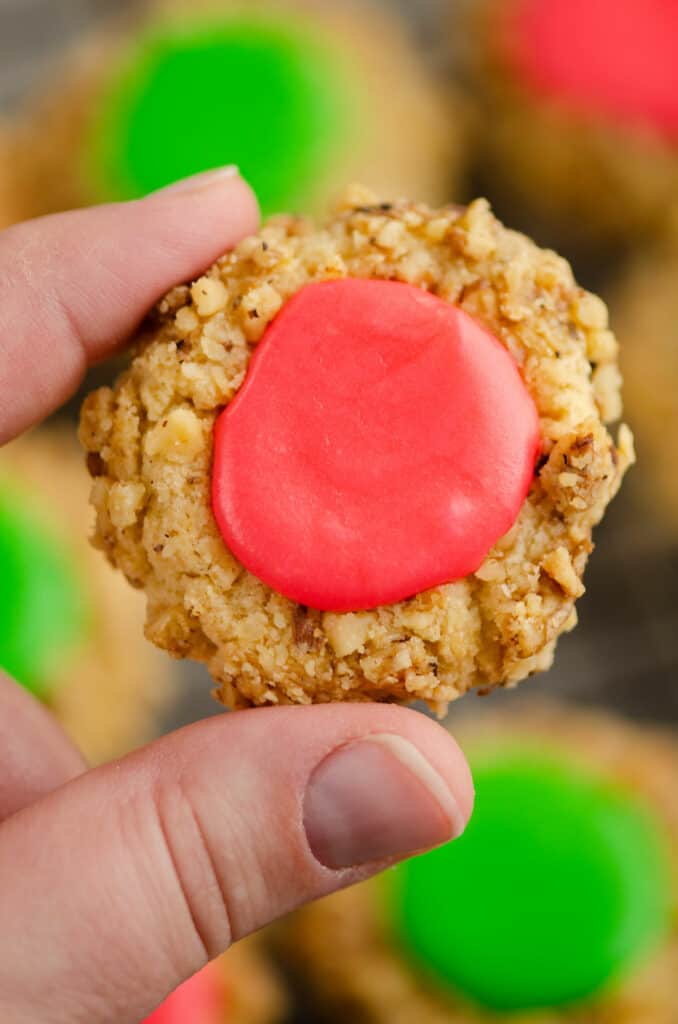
[152,776,234,961]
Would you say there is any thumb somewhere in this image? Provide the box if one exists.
[0,704,472,1024]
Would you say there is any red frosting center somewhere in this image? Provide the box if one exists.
[143,962,227,1023]
[506,0,678,140]
[212,279,540,613]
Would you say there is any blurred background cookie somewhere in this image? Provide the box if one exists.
[0,430,174,764]
[0,0,459,227]
[276,703,678,1023]
[144,937,286,1023]
[612,246,678,536]
[464,0,678,258]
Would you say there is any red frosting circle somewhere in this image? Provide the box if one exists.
[143,963,227,1024]
[505,0,678,140]
[212,279,540,612]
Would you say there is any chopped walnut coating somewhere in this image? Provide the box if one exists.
[80,190,632,712]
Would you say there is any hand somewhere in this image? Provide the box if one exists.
[0,170,474,1024]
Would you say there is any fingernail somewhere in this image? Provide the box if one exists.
[304,734,466,870]
[152,165,240,196]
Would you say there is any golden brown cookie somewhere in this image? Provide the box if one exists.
[0,0,458,228]
[613,248,678,533]
[153,937,286,1024]
[224,937,287,1024]
[0,430,174,764]
[276,703,678,1024]
[80,190,632,713]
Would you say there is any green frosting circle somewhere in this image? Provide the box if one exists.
[0,482,88,699]
[87,14,353,215]
[385,749,672,1012]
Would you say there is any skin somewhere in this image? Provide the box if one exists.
[0,169,474,1024]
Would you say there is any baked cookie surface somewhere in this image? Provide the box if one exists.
[80,190,632,712]
[276,704,678,1024]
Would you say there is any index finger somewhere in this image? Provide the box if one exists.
[0,168,259,444]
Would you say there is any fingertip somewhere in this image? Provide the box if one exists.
[214,171,261,238]
[145,167,260,246]
[369,704,476,831]
[295,703,474,872]
[233,702,476,843]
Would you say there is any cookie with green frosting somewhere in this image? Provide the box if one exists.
[386,750,671,1012]
[0,480,88,699]
[0,434,174,765]
[0,1,454,228]
[279,707,678,1023]
[86,13,353,216]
